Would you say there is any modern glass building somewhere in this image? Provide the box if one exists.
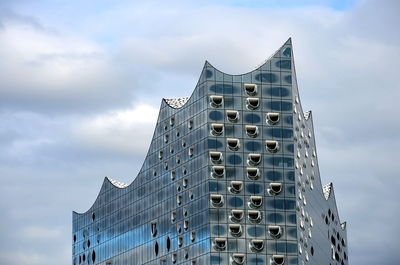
[73,39,348,265]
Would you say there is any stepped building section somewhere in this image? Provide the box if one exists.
[72,39,348,265]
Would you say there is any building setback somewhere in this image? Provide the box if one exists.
[73,39,348,265]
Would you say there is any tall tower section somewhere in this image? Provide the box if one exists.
[72,39,348,265]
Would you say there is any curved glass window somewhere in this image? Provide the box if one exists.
[276,60,291,70]
[267,157,294,168]
[287,242,297,254]
[255,73,278,83]
[286,184,295,195]
[227,154,242,165]
[246,183,263,194]
[211,255,222,264]
[284,75,292,84]
[210,83,237,94]
[266,86,291,97]
[209,111,223,121]
[228,196,244,207]
[265,170,283,181]
[244,114,261,123]
[284,115,293,125]
[285,199,296,210]
[248,257,264,265]
[277,242,286,253]
[265,128,293,138]
[209,181,223,192]
[282,47,291,57]
[211,225,226,236]
[248,226,265,237]
[285,171,295,182]
[208,139,223,149]
[266,199,295,210]
[286,143,294,153]
[266,212,285,223]
[245,141,262,152]
[287,227,297,239]
[267,101,292,111]
[206,69,213,78]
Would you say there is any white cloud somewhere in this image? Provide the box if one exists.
[0,251,48,265]
[0,13,135,112]
[0,1,399,265]
[21,225,62,240]
[73,103,158,155]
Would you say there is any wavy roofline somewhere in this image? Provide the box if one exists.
[205,37,292,77]
[301,112,347,231]
[73,38,346,231]
[74,61,212,215]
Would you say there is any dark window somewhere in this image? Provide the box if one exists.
[287,213,296,224]
[267,213,284,223]
[210,84,236,94]
[212,225,226,236]
[286,185,295,195]
[209,111,223,121]
[249,257,264,265]
[245,141,262,151]
[277,242,286,252]
[211,255,222,264]
[286,144,294,153]
[255,73,278,83]
[268,157,294,168]
[266,170,283,181]
[246,183,263,194]
[267,101,292,111]
[283,47,291,57]
[285,75,292,84]
[265,128,293,138]
[244,113,261,123]
[229,197,244,207]
[167,237,171,251]
[286,171,295,182]
[285,199,296,210]
[285,115,293,125]
[227,154,242,165]
[155,241,159,256]
[248,226,264,237]
[287,227,297,238]
[209,182,222,192]
[208,139,223,149]
[287,242,297,254]
[267,86,290,97]
[276,60,291,70]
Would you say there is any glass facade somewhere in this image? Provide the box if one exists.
[72,38,348,265]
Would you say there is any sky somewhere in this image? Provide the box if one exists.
[0,0,399,264]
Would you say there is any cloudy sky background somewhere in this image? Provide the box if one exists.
[0,0,399,264]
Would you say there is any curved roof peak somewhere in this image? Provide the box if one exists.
[205,38,293,77]
[107,177,129,188]
[163,97,190,109]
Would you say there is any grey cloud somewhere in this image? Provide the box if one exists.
[0,0,399,265]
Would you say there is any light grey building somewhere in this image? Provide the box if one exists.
[72,38,348,265]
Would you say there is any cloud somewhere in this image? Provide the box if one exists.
[0,1,399,265]
[21,226,62,240]
[0,11,136,113]
[0,251,48,265]
[72,103,158,156]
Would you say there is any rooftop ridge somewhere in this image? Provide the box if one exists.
[164,97,190,108]
[323,182,333,200]
[107,177,129,188]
